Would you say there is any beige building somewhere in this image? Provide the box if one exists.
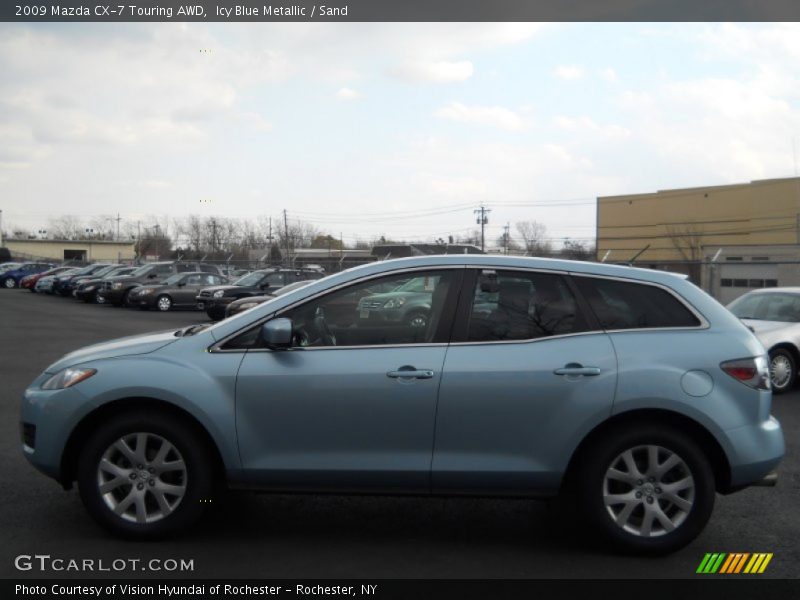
[5,238,136,263]
[596,177,800,300]
[597,177,800,264]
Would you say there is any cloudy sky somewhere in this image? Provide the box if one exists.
[1,22,800,247]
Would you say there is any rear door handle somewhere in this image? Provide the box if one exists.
[387,367,435,379]
[554,363,601,377]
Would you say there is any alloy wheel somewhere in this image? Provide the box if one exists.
[96,432,187,524]
[157,296,172,311]
[602,445,695,537]
[770,354,792,390]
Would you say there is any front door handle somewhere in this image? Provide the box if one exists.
[387,366,435,379]
[554,363,601,377]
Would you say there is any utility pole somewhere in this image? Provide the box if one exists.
[474,204,490,252]
[503,222,510,255]
[283,209,290,266]
[115,213,121,241]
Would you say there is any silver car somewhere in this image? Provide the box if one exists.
[727,287,800,393]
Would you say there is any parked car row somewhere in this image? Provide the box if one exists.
[3,259,328,321]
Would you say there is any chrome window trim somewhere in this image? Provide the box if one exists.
[449,329,608,347]
[208,265,466,353]
[568,271,710,331]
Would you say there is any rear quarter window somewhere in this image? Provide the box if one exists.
[574,277,701,330]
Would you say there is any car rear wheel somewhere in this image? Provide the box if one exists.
[77,411,214,539]
[768,348,796,394]
[156,295,173,312]
[576,425,715,555]
[4,277,16,288]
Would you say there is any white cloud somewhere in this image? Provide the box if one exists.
[599,67,618,82]
[435,102,529,131]
[336,87,361,100]
[236,111,273,132]
[554,116,630,138]
[554,65,584,80]
[391,60,474,83]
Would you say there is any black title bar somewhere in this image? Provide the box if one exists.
[3,0,800,22]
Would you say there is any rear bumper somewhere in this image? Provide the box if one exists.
[724,416,784,489]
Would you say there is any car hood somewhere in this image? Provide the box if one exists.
[43,329,180,374]
[362,291,430,302]
[201,284,248,294]
[740,318,792,334]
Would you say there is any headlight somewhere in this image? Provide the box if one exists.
[383,298,406,309]
[139,288,155,295]
[84,285,96,291]
[112,282,123,289]
[213,290,225,298]
[41,367,97,390]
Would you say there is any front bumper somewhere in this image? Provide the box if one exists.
[200,296,233,318]
[20,382,97,483]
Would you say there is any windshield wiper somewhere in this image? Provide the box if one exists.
[174,324,210,337]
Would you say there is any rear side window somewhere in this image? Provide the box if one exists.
[574,277,701,330]
[467,270,587,341]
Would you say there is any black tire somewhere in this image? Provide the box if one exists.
[114,288,131,308]
[768,348,796,394]
[4,277,17,289]
[77,410,215,539]
[406,310,428,330]
[156,295,173,312]
[575,425,715,555]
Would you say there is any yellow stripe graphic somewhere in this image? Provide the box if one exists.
[758,554,773,574]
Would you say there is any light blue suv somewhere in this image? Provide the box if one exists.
[21,256,784,553]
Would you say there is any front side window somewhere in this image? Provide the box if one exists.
[278,270,458,348]
[467,270,585,341]
[574,277,701,330]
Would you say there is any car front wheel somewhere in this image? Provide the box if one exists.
[4,277,16,288]
[768,348,796,394]
[156,295,173,312]
[576,425,715,555]
[77,411,214,539]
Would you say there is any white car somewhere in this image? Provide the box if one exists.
[728,287,800,393]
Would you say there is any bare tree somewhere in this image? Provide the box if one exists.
[48,215,86,240]
[558,239,595,261]
[516,220,552,256]
[665,224,704,282]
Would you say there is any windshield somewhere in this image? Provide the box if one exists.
[0,263,22,272]
[393,276,439,293]
[729,292,800,322]
[234,271,269,286]
[92,265,119,277]
[128,265,152,277]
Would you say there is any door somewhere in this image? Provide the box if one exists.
[432,269,617,495]
[234,268,463,492]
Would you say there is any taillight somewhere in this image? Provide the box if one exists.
[721,356,771,390]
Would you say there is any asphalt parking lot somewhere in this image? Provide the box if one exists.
[1,289,798,579]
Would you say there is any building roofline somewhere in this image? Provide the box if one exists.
[6,238,135,245]
[598,176,800,202]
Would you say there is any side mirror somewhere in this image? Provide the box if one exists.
[177,281,186,287]
[259,318,293,350]
[148,273,158,279]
